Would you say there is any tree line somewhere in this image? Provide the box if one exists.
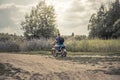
[88,0,120,39]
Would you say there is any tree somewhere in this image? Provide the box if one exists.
[71,32,74,37]
[112,19,120,38]
[88,0,120,39]
[88,4,106,38]
[21,1,59,39]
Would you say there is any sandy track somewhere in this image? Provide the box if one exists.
[0,53,120,80]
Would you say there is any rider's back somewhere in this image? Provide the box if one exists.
[56,36,64,45]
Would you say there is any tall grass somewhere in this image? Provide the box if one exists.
[20,38,52,51]
[65,39,120,52]
[0,36,119,52]
[0,38,52,52]
[0,41,20,52]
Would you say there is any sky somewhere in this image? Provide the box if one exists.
[0,0,113,36]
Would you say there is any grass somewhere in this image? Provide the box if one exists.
[56,56,120,64]
[0,38,120,52]
[19,51,51,55]
[7,51,119,56]
[55,52,120,64]
[68,52,120,56]
[65,39,120,52]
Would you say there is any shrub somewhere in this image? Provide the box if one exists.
[0,41,20,52]
[21,39,52,51]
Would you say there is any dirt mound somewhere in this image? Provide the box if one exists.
[0,53,120,80]
[0,63,30,80]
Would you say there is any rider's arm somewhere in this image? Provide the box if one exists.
[52,40,57,45]
[52,37,59,45]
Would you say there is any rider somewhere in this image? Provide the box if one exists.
[53,33,64,49]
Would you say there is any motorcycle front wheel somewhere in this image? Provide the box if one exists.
[52,49,58,57]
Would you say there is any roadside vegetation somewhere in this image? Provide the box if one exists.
[65,38,120,52]
[0,33,120,53]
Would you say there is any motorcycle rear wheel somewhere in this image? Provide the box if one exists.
[61,51,67,57]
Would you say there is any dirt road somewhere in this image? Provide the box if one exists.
[0,53,120,80]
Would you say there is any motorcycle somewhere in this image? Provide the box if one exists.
[51,45,67,57]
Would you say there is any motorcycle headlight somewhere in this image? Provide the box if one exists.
[64,49,66,52]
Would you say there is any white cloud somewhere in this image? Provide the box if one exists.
[0,3,35,35]
[56,0,93,35]
[55,0,113,35]
[0,0,113,35]
[0,26,23,35]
